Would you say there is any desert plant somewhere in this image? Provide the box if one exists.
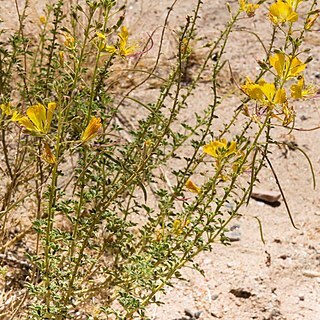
[0,0,318,318]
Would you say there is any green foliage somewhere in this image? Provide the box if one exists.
[0,0,317,318]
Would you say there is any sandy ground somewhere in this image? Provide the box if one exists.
[1,0,320,319]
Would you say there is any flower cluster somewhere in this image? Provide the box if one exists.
[239,0,260,17]
[95,26,138,57]
[0,102,102,142]
[240,0,317,126]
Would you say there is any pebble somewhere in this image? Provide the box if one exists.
[184,309,202,319]
[302,270,320,278]
[212,294,219,301]
[229,288,252,299]
[210,312,222,318]
[225,230,241,242]
[251,189,281,203]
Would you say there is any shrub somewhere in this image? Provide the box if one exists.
[0,0,317,318]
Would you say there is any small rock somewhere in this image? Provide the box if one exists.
[212,294,219,301]
[225,202,235,209]
[302,270,320,278]
[184,309,202,319]
[300,115,308,121]
[184,309,194,318]
[210,312,222,318]
[298,295,305,301]
[279,254,289,260]
[225,230,241,242]
[230,224,240,231]
[230,288,252,299]
[251,189,281,204]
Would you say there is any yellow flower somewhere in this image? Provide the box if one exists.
[239,0,259,17]
[241,77,264,101]
[241,77,286,105]
[290,76,316,99]
[64,33,75,49]
[96,32,106,40]
[95,27,137,56]
[259,79,286,104]
[173,219,190,235]
[0,103,13,116]
[42,143,56,164]
[95,32,117,53]
[269,53,306,79]
[39,15,46,25]
[269,0,298,25]
[185,179,201,194]
[118,26,137,57]
[203,139,237,159]
[81,117,102,142]
[12,102,56,135]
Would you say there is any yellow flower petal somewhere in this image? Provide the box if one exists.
[269,53,306,79]
[269,53,286,78]
[104,45,117,54]
[46,102,56,132]
[239,0,259,17]
[274,88,286,104]
[290,56,307,77]
[16,116,36,131]
[11,111,24,122]
[226,141,237,157]
[0,103,13,116]
[96,32,106,40]
[64,33,75,49]
[11,102,56,134]
[118,26,138,57]
[26,104,47,133]
[269,1,298,25]
[290,76,316,99]
[81,117,102,142]
[203,141,220,158]
[185,179,201,194]
[242,78,286,105]
[203,139,237,159]
[259,81,276,102]
[173,219,190,235]
[241,77,264,101]
[39,15,46,25]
